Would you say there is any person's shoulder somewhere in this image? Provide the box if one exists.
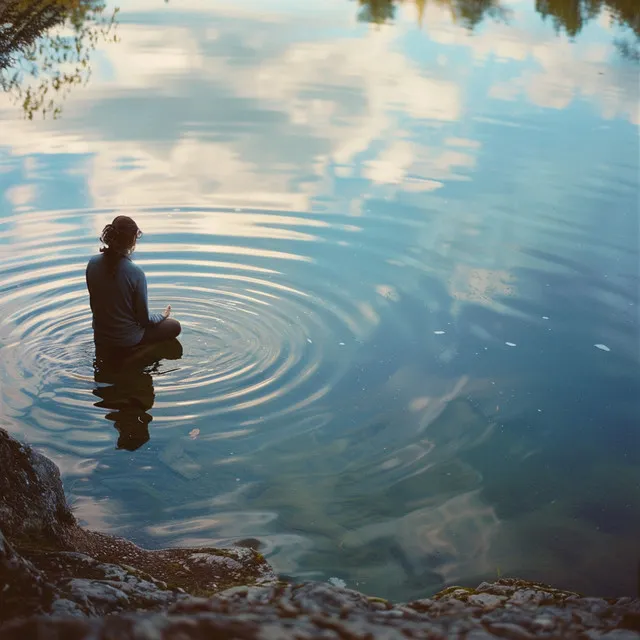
[87,254,103,269]
[124,258,144,278]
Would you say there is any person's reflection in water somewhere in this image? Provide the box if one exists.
[92,339,183,451]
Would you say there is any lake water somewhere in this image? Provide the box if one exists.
[0,0,638,601]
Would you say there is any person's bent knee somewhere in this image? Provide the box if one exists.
[168,318,181,338]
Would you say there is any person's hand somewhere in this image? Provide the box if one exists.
[163,305,171,318]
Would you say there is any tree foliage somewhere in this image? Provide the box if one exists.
[1,0,637,120]
[0,0,118,119]
[356,0,639,42]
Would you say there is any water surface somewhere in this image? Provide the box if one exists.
[0,0,639,601]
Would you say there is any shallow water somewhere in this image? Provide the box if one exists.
[1,0,639,601]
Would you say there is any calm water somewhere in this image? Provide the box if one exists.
[1,0,639,601]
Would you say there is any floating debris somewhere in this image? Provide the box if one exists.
[594,344,610,352]
[542,316,549,320]
[188,428,200,440]
[307,338,313,344]
[505,342,517,347]
[434,330,446,335]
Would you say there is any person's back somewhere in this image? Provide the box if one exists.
[87,253,154,347]
[86,216,181,349]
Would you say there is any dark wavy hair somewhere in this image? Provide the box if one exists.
[100,216,142,275]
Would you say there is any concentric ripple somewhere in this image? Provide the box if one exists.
[0,205,414,457]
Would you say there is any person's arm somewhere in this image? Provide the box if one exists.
[133,270,165,327]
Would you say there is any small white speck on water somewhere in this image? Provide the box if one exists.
[594,344,610,352]
[173,208,180,211]
[236,478,240,482]
[542,316,549,320]
[307,338,313,343]
[505,342,517,347]
[339,342,345,346]
[434,330,445,335]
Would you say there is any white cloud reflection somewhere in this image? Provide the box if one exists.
[1,0,636,216]
[0,1,637,601]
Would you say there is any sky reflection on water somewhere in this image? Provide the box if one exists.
[0,0,638,601]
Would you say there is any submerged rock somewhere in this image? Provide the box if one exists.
[1,427,638,639]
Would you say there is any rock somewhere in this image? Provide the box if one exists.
[585,631,640,640]
[0,530,55,621]
[0,427,275,624]
[484,622,535,639]
[0,583,638,640]
[0,429,74,544]
[1,427,639,639]
[466,592,504,609]
[5,579,636,640]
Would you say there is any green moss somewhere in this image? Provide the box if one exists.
[432,585,476,601]
[366,596,392,608]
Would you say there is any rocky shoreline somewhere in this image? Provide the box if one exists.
[1,428,638,639]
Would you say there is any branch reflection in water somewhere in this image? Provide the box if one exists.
[0,0,119,119]
[92,339,183,451]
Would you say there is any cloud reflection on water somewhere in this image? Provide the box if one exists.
[0,0,638,602]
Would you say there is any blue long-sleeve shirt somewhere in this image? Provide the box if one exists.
[86,253,164,347]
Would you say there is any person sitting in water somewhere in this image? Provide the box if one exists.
[86,215,181,348]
